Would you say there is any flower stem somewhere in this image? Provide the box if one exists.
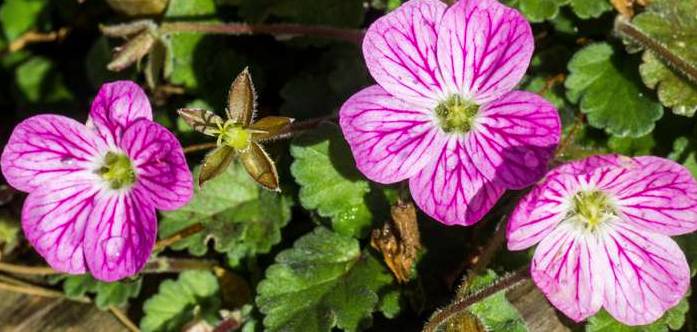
[422,267,529,332]
[183,142,218,154]
[159,22,364,45]
[0,273,90,303]
[614,17,697,85]
[142,257,217,273]
[153,222,205,251]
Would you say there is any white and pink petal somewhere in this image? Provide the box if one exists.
[21,175,102,274]
[84,191,157,282]
[1,114,106,192]
[530,221,609,322]
[88,81,152,145]
[363,0,447,107]
[409,137,505,226]
[120,119,193,210]
[339,85,447,184]
[436,0,533,104]
[601,222,689,326]
[466,91,560,189]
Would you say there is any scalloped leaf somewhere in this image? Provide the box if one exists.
[256,227,394,332]
[159,161,292,267]
[140,270,221,332]
[632,0,697,117]
[62,275,142,310]
[290,123,373,238]
[566,43,663,137]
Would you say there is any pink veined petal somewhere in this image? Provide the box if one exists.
[409,137,505,226]
[507,170,580,250]
[339,85,447,184]
[120,119,193,210]
[363,0,447,107]
[436,0,533,104]
[601,221,690,326]
[1,114,106,192]
[84,190,157,282]
[466,91,560,189]
[21,175,102,274]
[530,221,609,322]
[599,157,697,236]
[88,81,153,145]
[547,154,632,181]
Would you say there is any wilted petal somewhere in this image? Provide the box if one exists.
[88,81,152,145]
[1,114,106,192]
[240,142,280,191]
[22,176,102,274]
[227,67,256,126]
[199,146,235,187]
[531,221,608,322]
[437,0,533,104]
[177,108,225,137]
[466,91,560,189]
[340,85,447,184]
[250,116,294,141]
[84,190,156,281]
[602,157,697,236]
[409,137,505,226]
[363,0,447,107]
[602,222,689,326]
[121,119,193,211]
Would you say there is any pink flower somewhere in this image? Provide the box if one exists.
[507,155,697,325]
[340,0,560,226]
[1,81,193,281]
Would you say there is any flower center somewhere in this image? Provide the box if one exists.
[216,120,251,150]
[99,152,135,190]
[571,190,615,230]
[435,95,479,134]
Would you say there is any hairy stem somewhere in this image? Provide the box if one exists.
[423,267,529,332]
[183,142,218,154]
[0,273,90,303]
[160,22,364,45]
[142,257,217,273]
[615,17,697,85]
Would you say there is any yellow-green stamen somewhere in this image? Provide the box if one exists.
[213,120,251,151]
[99,152,136,189]
[435,95,479,133]
[571,190,615,230]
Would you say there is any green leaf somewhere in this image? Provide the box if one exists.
[565,43,663,137]
[159,161,292,267]
[256,227,394,332]
[509,0,569,22]
[15,56,73,105]
[62,275,142,310]
[607,134,655,156]
[632,0,697,117]
[669,136,697,178]
[290,123,373,238]
[569,0,611,19]
[0,211,19,255]
[462,270,527,332]
[0,0,46,41]
[141,270,221,332]
[586,298,688,332]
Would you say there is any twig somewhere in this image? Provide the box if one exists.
[2,28,70,55]
[160,22,364,45]
[183,142,218,154]
[109,306,140,332]
[153,222,205,251]
[615,17,697,85]
[0,262,59,275]
[0,274,90,303]
[423,268,529,332]
[289,114,337,134]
